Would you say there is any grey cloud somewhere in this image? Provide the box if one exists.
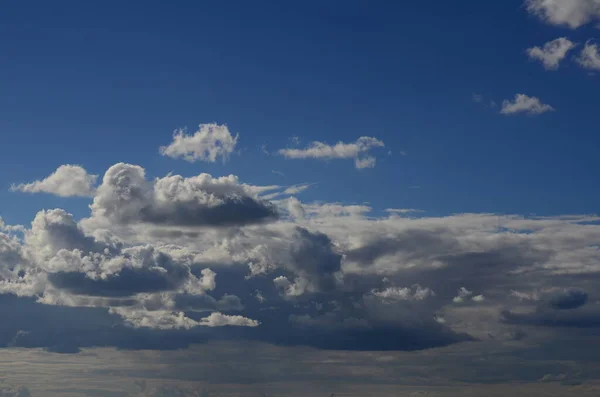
[549,288,588,310]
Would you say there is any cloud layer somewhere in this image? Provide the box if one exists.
[3,161,600,354]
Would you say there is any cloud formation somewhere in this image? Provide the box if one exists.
[11,165,97,197]
[526,37,577,70]
[500,94,555,115]
[160,123,238,163]
[87,163,277,227]
[4,160,600,353]
[278,137,385,169]
[577,41,600,71]
[525,0,600,29]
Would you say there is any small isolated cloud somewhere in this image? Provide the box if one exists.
[160,123,238,163]
[525,0,600,29]
[278,137,385,169]
[370,285,435,303]
[11,165,97,197]
[500,94,555,115]
[527,37,577,70]
[577,41,600,70]
[472,93,484,103]
[453,287,473,303]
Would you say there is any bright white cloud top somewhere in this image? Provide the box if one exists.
[160,123,239,163]
[500,94,555,115]
[10,164,98,197]
[278,136,385,169]
[526,37,576,70]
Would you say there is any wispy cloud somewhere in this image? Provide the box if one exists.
[278,137,385,169]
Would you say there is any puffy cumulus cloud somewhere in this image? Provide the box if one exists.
[10,165,97,197]
[278,136,385,169]
[87,163,277,228]
[526,37,577,70]
[577,41,600,71]
[159,123,238,163]
[0,206,262,337]
[525,0,600,29]
[500,94,555,115]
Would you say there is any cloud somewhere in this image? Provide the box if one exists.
[278,137,385,169]
[6,161,600,353]
[159,123,238,163]
[369,285,435,303]
[10,165,97,197]
[525,0,600,29]
[198,312,260,327]
[0,383,30,397]
[577,41,600,70]
[500,94,555,115]
[109,308,259,329]
[548,288,588,310]
[526,37,577,70]
[452,287,473,303]
[87,163,277,227]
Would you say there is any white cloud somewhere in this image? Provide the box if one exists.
[500,94,555,115]
[159,123,238,163]
[198,312,260,327]
[525,0,600,29]
[452,287,473,303]
[278,137,385,169]
[370,285,435,303]
[526,37,577,70]
[11,165,97,197]
[577,41,600,70]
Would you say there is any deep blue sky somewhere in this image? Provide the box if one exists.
[1,0,598,225]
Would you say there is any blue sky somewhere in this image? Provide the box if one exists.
[2,0,599,226]
[3,1,600,396]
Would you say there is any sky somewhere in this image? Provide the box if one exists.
[1,0,600,396]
